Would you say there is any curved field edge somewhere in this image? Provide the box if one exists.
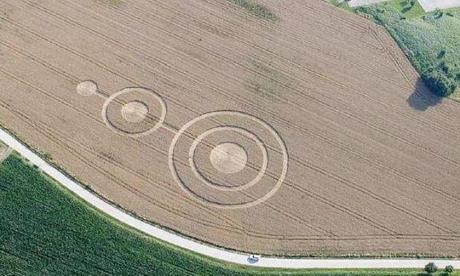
[0,153,442,276]
[0,122,458,260]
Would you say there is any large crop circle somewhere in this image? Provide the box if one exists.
[169,111,288,209]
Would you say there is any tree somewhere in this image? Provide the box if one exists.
[421,69,457,97]
[425,262,438,274]
[445,265,454,273]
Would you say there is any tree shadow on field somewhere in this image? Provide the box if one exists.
[407,78,443,111]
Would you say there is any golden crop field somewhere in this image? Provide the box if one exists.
[0,0,459,256]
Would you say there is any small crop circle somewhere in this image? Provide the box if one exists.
[76,81,98,96]
[102,88,166,137]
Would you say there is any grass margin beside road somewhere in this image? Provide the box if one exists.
[1,153,456,275]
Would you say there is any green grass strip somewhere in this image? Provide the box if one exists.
[227,0,278,20]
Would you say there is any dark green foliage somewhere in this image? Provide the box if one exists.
[438,50,446,59]
[425,262,438,273]
[445,265,455,273]
[439,61,450,74]
[433,9,444,19]
[401,0,416,13]
[227,0,278,21]
[421,69,457,97]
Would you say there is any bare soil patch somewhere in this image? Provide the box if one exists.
[0,0,459,256]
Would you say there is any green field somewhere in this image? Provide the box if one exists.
[377,0,426,18]
[0,153,457,275]
[353,1,460,97]
[329,0,354,12]
[227,0,278,20]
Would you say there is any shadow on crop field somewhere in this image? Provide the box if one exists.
[407,78,443,111]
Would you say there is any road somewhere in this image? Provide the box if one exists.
[0,127,459,269]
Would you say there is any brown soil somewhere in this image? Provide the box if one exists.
[0,0,459,256]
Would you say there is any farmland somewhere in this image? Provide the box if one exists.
[0,153,441,275]
[0,0,459,258]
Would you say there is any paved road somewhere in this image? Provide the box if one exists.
[0,127,459,269]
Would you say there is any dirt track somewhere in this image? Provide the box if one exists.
[0,0,459,256]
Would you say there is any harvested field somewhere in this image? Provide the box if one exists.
[0,0,459,256]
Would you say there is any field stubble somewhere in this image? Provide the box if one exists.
[0,0,459,256]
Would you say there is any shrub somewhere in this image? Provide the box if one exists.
[421,69,457,97]
[401,0,415,13]
[433,9,444,19]
[437,49,446,59]
[445,265,454,273]
[425,262,438,273]
[439,61,450,74]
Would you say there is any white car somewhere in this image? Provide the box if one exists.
[247,255,261,264]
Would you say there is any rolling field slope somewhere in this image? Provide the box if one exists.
[0,0,459,256]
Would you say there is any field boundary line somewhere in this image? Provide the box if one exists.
[1,127,459,268]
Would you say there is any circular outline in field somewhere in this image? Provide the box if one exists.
[188,126,268,192]
[101,88,166,137]
[169,111,288,209]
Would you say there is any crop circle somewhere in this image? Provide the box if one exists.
[102,88,166,137]
[169,111,288,209]
[76,81,98,96]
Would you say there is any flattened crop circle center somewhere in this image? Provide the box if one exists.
[121,101,149,123]
[210,143,247,174]
[76,81,97,96]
